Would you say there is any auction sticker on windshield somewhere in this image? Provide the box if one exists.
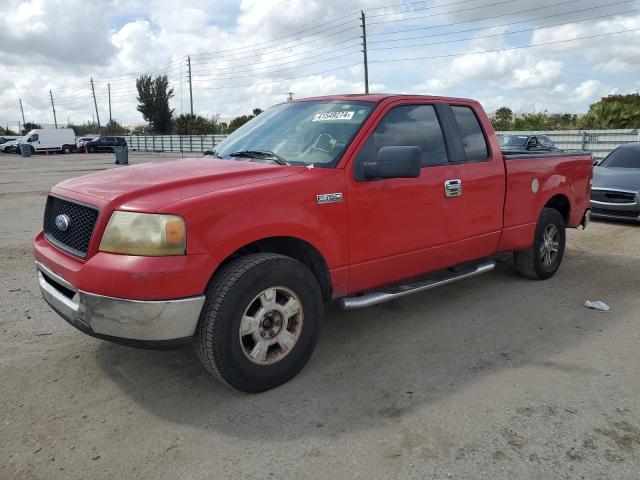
[312,111,355,122]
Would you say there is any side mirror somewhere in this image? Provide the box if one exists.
[364,146,422,180]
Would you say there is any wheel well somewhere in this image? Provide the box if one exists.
[220,237,332,301]
[544,194,570,224]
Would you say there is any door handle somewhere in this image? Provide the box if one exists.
[444,179,462,197]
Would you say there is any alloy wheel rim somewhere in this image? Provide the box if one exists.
[239,286,303,365]
[540,224,560,267]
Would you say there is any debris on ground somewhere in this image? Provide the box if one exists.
[584,300,610,312]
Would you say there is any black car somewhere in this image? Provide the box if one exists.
[500,134,557,152]
[84,136,127,153]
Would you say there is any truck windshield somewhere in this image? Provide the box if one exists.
[600,146,640,168]
[500,135,528,148]
[214,100,375,167]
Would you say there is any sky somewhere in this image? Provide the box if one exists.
[1,0,639,129]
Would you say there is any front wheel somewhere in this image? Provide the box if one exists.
[514,207,566,280]
[196,253,323,392]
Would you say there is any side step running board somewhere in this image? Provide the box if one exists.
[340,260,496,310]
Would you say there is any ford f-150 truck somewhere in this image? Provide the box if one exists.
[35,94,593,392]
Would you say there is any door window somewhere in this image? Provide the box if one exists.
[29,134,39,142]
[538,136,553,148]
[355,104,448,177]
[451,106,488,162]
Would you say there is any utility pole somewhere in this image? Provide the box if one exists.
[90,77,101,134]
[360,10,369,94]
[49,90,58,128]
[287,91,294,101]
[187,55,194,116]
[108,83,112,133]
[18,98,26,128]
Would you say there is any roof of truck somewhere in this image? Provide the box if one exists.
[292,93,478,104]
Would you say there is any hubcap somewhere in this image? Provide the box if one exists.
[239,287,303,365]
[540,224,560,267]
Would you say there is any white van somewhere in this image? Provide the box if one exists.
[21,128,76,154]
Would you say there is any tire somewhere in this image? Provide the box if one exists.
[62,146,72,154]
[514,207,566,280]
[196,253,323,392]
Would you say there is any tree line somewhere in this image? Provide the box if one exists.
[491,93,640,131]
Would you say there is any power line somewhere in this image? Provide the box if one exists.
[368,0,579,26]
[190,25,359,64]
[197,61,363,90]
[189,50,361,82]
[190,37,360,75]
[367,0,506,18]
[369,27,640,63]
[190,13,361,59]
[368,0,635,44]
[368,8,640,50]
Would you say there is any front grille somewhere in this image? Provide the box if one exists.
[43,195,99,258]
[591,208,640,220]
[591,189,637,204]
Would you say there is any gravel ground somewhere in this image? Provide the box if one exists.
[1,151,639,480]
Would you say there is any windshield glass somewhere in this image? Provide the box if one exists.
[500,135,528,148]
[600,146,640,168]
[214,100,375,167]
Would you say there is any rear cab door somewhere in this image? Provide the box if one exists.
[440,102,506,263]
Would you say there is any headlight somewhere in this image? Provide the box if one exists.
[99,211,186,256]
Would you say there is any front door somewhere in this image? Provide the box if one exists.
[346,102,457,293]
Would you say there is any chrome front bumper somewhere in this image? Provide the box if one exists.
[36,262,205,343]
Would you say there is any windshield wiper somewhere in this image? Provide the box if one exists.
[228,150,289,165]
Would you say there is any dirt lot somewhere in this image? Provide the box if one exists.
[1,151,639,480]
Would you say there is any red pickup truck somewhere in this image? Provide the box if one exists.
[35,94,592,392]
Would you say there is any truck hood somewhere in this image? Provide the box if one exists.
[593,166,640,191]
[54,157,304,211]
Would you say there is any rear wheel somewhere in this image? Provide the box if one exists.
[514,207,566,280]
[196,253,323,392]
[62,146,72,154]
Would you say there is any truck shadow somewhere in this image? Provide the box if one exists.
[94,248,638,441]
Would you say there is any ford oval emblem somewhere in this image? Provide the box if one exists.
[55,214,71,232]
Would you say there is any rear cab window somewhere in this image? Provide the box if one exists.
[451,105,489,162]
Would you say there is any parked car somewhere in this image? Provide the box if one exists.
[76,136,98,151]
[83,136,127,153]
[1,138,21,153]
[0,136,19,145]
[34,94,592,392]
[500,134,557,152]
[590,143,640,222]
[20,128,76,154]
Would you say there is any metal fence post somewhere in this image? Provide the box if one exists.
[581,131,587,151]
